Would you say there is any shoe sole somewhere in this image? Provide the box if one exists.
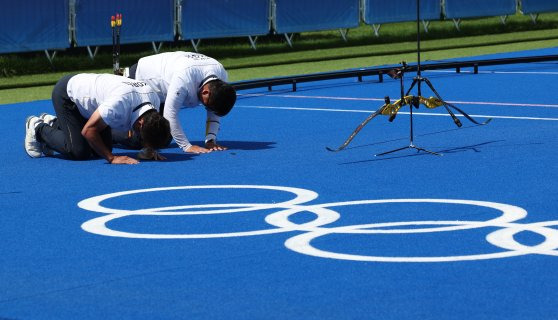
[24,116,42,158]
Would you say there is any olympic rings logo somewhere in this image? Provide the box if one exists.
[78,185,558,263]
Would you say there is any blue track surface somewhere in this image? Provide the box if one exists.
[1,48,558,319]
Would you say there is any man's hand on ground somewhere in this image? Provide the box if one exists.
[206,140,227,151]
[110,155,139,164]
[185,145,211,154]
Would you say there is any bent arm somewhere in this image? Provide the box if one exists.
[81,110,138,164]
[164,79,192,151]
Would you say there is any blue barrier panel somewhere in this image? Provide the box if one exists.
[274,0,360,34]
[74,0,174,47]
[363,0,441,24]
[181,0,270,40]
[0,0,69,54]
[444,0,516,19]
[522,0,558,14]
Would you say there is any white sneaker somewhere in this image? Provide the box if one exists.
[123,67,130,78]
[38,113,56,156]
[39,113,57,126]
[24,116,44,158]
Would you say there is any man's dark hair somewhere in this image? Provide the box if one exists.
[140,110,171,149]
[207,80,236,117]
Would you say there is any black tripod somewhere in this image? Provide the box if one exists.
[376,0,460,157]
[375,61,443,156]
[325,0,490,155]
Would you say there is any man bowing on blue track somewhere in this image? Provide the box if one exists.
[119,51,237,154]
[24,73,171,164]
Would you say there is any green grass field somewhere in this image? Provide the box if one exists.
[1,13,558,104]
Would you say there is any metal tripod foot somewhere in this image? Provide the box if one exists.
[375,144,442,157]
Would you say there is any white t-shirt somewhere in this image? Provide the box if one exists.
[66,74,160,132]
[135,52,228,150]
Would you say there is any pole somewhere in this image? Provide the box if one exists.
[416,0,421,95]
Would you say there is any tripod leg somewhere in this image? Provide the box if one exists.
[405,78,418,96]
[423,78,491,125]
[375,144,442,157]
[375,145,410,157]
[412,145,442,156]
[422,78,462,127]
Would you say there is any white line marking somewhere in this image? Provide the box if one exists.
[239,93,558,108]
[238,105,558,121]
